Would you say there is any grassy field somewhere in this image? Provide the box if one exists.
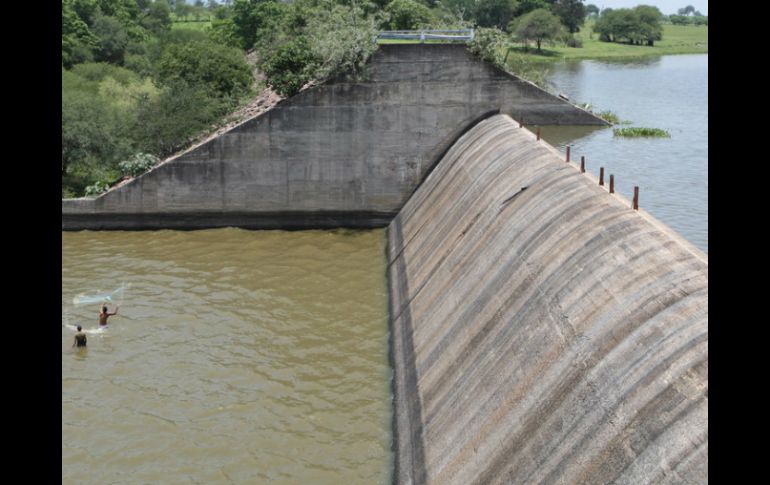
[508,21,708,62]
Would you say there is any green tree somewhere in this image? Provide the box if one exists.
[585,4,599,17]
[510,8,563,51]
[261,37,319,96]
[474,0,519,30]
[384,0,435,30]
[513,0,550,17]
[304,4,380,81]
[552,0,586,33]
[633,5,663,46]
[92,14,130,64]
[140,0,173,34]
[231,0,290,50]
[131,81,226,156]
[668,14,689,25]
[62,0,99,67]
[156,41,252,98]
[677,5,695,16]
[593,6,662,45]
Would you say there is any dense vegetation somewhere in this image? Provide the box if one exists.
[62,1,707,197]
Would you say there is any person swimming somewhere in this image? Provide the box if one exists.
[73,326,87,348]
[99,304,118,326]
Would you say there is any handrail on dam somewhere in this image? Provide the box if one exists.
[375,29,474,43]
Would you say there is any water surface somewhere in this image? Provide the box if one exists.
[539,54,708,253]
[62,228,393,484]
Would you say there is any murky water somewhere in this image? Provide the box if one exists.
[539,54,708,253]
[62,229,393,484]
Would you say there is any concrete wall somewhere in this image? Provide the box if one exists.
[387,115,707,484]
[62,44,606,230]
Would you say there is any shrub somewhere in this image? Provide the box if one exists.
[119,152,159,177]
[261,38,319,97]
[84,180,111,197]
[156,41,253,99]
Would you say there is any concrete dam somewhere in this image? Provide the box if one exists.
[387,115,707,484]
[62,45,707,483]
[61,44,604,230]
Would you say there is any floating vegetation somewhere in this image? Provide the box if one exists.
[596,110,632,125]
[613,127,670,138]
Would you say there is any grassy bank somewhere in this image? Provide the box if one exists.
[507,21,708,63]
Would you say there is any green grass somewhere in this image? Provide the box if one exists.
[506,21,707,63]
[613,127,670,138]
[171,20,211,32]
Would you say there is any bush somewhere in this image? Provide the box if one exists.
[156,41,253,99]
[261,38,319,97]
[565,35,583,48]
[119,152,159,177]
[84,180,111,197]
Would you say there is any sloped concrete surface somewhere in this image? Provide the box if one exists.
[387,115,707,484]
[62,44,605,230]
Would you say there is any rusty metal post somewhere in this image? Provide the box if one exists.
[580,156,585,173]
[633,186,639,210]
[566,146,570,162]
[599,167,604,186]
[609,174,614,193]
[536,127,541,141]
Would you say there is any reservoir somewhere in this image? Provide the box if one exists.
[62,229,393,484]
[540,54,708,253]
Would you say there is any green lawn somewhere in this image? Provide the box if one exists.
[508,21,708,63]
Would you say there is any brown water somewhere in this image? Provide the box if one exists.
[62,229,393,484]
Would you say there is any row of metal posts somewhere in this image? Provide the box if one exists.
[521,119,639,210]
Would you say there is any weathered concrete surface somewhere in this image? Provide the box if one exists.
[62,44,606,230]
[387,115,707,484]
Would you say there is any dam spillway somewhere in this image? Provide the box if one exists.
[387,115,707,484]
[61,44,707,483]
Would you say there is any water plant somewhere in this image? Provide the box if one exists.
[613,127,669,138]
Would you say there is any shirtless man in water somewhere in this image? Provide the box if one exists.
[72,326,87,348]
[99,304,119,326]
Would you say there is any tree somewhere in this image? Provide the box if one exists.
[678,5,695,16]
[156,41,252,98]
[510,8,563,51]
[384,0,435,30]
[593,6,662,45]
[669,14,689,25]
[552,0,586,33]
[92,14,130,64]
[585,4,599,17]
[261,37,319,96]
[513,0,550,17]
[231,0,290,50]
[141,0,173,34]
[474,0,519,30]
[633,5,663,46]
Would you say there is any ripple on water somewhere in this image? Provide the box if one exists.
[63,229,393,484]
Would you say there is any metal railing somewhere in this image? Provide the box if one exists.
[374,29,475,43]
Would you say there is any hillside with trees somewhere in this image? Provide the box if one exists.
[62,0,707,197]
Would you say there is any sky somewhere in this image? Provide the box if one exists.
[593,1,708,16]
